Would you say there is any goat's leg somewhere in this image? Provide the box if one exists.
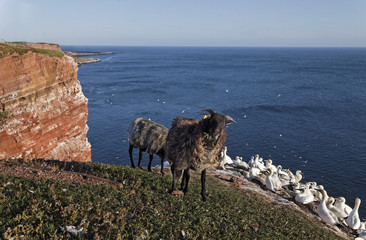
[160,156,165,175]
[180,169,186,190]
[183,168,190,195]
[128,145,135,168]
[201,169,207,201]
[138,150,143,169]
[148,154,153,172]
[170,165,176,193]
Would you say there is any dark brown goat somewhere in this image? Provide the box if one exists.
[128,118,168,175]
[165,109,235,200]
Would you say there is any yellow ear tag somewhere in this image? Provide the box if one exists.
[203,114,211,119]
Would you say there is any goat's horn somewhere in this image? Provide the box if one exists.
[225,115,236,125]
[202,109,216,115]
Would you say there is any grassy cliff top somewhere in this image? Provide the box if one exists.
[0,42,64,58]
[0,159,346,239]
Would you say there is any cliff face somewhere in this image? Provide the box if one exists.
[0,43,91,162]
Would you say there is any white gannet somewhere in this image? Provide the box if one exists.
[248,156,255,166]
[277,165,289,178]
[254,155,266,171]
[276,165,292,187]
[360,221,365,231]
[234,156,249,169]
[285,170,297,185]
[265,168,282,192]
[358,228,366,240]
[293,182,305,194]
[249,166,261,180]
[233,156,241,165]
[317,189,339,225]
[310,184,324,202]
[295,182,314,204]
[355,235,366,240]
[294,170,303,184]
[220,146,233,169]
[346,198,361,230]
[334,197,353,216]
[265,159,277,173]
[327,197,348,219]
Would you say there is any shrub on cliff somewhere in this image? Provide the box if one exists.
[0,111,9,125]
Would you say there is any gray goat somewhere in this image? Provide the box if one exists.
[128,118,168,175]
[165,109,235,201]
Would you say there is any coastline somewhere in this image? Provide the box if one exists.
[66,51,114,66]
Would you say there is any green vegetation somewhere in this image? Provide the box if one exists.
[0,43,64,58]
[0,160,345,239]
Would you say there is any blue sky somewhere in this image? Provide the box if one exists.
[1,0,365,47]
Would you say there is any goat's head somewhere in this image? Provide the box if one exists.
[200,109,235,142]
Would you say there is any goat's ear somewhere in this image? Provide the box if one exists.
[225,115,236,125]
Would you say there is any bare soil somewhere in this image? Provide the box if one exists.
[0,159,122,188]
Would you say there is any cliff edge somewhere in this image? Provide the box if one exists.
[0,42,91,162]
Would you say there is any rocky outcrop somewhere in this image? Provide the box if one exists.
[66,51,114,66]
[0,43,91,162]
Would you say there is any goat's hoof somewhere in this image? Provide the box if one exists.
[171,190,184,196]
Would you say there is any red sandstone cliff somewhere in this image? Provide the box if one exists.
[0,43,91,162]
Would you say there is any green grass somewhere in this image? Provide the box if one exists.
[0,43,64,58]
[0,160,345,239]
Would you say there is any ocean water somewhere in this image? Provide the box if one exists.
[63,46,366,217]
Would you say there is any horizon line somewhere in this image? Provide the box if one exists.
[60,44,366,48]
[4,40,366,48]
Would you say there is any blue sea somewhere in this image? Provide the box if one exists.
[63,46,366,217]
